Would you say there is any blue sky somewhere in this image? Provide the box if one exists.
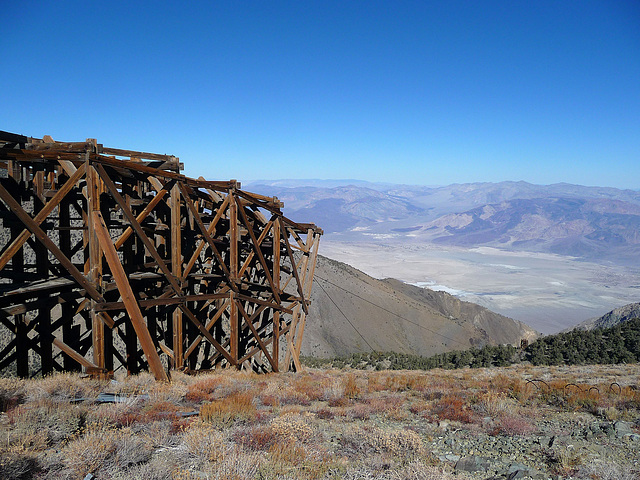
[3,1,639,188]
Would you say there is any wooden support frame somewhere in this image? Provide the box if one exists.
[0,132,322,378]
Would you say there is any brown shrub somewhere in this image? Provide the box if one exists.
[200,390,257,427]
[343,373,360,400]
[0,377,25,412]
[268,439,307,465]
[184,376,224,403]
[491,414,536,436]
[293,373,331,401]
[233,425,276,451]
[432,394,476,424]
[62,424,119,477]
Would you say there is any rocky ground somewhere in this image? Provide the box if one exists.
[0,364,639,479]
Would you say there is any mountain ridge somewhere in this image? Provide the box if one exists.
[570,302,640,331]
[247,180,640,265]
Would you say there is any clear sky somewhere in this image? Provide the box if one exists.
[3,1,639,188]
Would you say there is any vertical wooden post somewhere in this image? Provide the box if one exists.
[229,186,238,282]
[171,184,183,369]
[228,185,239,367]
[86,156,105,371]
[59,191,78,371]
[16,315,29,377]
[272,219,281,372]
[229,292,238,366]
[293,231,321,362]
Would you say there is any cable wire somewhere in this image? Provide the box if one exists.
[315,277,376,352]
[315,274,470,349]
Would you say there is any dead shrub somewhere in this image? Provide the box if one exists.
[268,439,307,464]
[293,374,331,401]
[347,403,372,420]
[140,400,181,422]
[0,377,25,412]
[6,399,85,446]
[279,389,312,406]
[27,372,100,403]
[491,414,536,436]
[184,376,225,403]
[343,374,360,400]
[200,390,257,427]
[340,425,425,460]
[113,431,153,469]
[476,391,518,418]
[315,407,334,420]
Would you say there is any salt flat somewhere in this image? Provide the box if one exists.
[319,239,640,334]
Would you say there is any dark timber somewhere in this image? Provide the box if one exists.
[0,131,322,380]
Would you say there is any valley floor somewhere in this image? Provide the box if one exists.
[320,240,640,334]
[1,364,639,480]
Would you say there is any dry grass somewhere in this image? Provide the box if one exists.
[0,364,638,479]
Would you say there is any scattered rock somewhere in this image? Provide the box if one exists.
[614,420,633,438]
[455,455,490,472]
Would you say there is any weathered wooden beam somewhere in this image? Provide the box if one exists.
[235,197,281,304]
[52,337,101,371]
[179,304,236,366]
[279,217,308,314]
[237,302,276,370]
[181,194,230,282]
[0,162,86,268]
[171,184,184,369]
[92,211,168,381]
[177,182,235,287]
[184,299,230,359]
[95,163,182,295]
[0,183,104,302]
[113,182,173,250]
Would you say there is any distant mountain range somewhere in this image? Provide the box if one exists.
[302,255,537,358]
[247,180,640,265]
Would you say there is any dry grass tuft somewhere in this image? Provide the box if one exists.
[199,390,257,427]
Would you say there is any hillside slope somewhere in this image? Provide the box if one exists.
[572,302,640,331]
[302,256,537,357]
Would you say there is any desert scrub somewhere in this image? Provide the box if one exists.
[340,424,426,461]
[0,376,25,412]
[200,390,257,427]
[181,421,226,464]
[270,412,313,443]
[4,399,86,447]
[62,422,119,477]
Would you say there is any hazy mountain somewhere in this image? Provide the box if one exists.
[571,303,640,331]
[249,180,640,265]
[414,197,640,261]
[302,255,537,358]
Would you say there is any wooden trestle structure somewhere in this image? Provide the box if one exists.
[0,131,322,380]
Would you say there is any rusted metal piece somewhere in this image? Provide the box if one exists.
[0,132,322,378]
